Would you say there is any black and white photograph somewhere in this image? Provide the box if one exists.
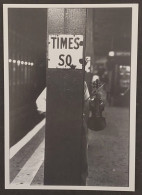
[3,4,138,191]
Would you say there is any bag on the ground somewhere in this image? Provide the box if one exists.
[87,116,106,131]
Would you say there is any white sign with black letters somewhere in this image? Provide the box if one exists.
[48,35,83,69]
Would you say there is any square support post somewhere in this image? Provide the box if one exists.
[44,8,87,185]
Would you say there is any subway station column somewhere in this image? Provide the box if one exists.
[44,8,87,185]
[86,9,95,72]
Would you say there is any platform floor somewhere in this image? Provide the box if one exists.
[9,106,130,187]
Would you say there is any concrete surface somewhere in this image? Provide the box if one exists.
[10,106,130,187]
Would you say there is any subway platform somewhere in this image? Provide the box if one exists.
[10,106,129,187]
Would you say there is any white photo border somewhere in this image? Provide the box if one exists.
[3,3,138,191]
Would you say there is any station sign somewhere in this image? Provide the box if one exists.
[48,34,83,69]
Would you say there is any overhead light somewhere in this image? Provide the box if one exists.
[17,60,20,66]
[109,51,115,57]
[126,66,130,72]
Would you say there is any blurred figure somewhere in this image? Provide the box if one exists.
[88,75,106,131]
[90,76,105,117]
